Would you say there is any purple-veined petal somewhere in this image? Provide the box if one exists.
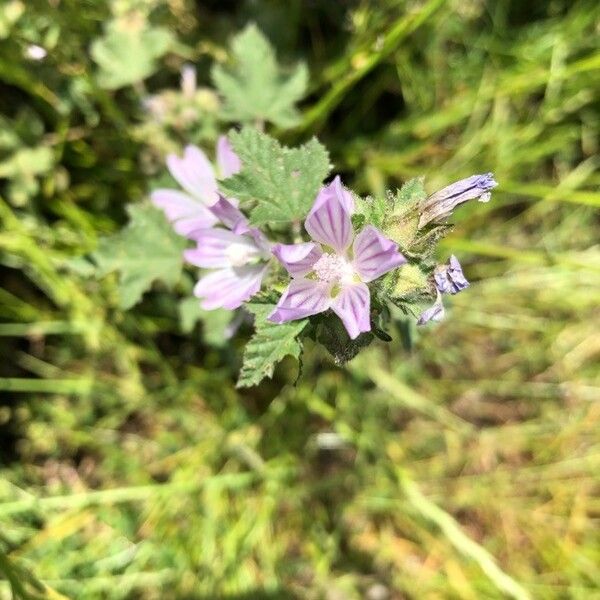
[330,282,371,339]
[151,188,218,237]
[419,173,497,227]
[166,145,218,205]
[194,265,267,310]
[268,279,332,323]
[184,229,262,268]
[417,292,445,325]
[272,242,323,277]
[305,176,355,252]
[434,255,469,295]
[209,196,250,234]
[352,225,407,283]
[216,136,241,179]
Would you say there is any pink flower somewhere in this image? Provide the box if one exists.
[184,196,271,310]
[269,177,406,339]
[150,136,241,238]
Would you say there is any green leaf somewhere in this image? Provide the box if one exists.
[91,19,173,90]
[93,204,187,309]
[237,304,308,388]
[178,297,233,347]
[211,23,308,127]
[220,127,331,225]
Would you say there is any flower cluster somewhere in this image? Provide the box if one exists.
[269,177,406,339]
[152,136,497,344]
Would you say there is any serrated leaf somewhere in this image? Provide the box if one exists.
[91,20,172,90]
[212,24,307,127]
[220,127,331,225]
[237,304,308,388]
[178,297,232,347]
[94,204,187,309]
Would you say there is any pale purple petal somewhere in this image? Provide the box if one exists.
[419,173,497,227]
[151,188,218,237]
[184,229,261,269]
[247,228,271,256]
[209,196,250,235]
[434,255,469,294]
[194,265,266,310]
[268,279,332,323]
[272,242,323,277]
[166,145,218,205]
[216,136,241,179]
[305,176,355,252]
[352,225,407,283]
[417,292,445,325]
[330,282,371,340]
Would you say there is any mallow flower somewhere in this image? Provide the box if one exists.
[151,136,241,238]
[184,196,271,310]
[269,177,406,339]
[419,173,497,228]
[418,255,469,325]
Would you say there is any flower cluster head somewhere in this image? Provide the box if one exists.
[269,177,406,339]
[150,134,497,370]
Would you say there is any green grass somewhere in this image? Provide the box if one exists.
[0,0,599,598]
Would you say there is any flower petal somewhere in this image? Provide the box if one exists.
[166,145,218,205]
[352,225,407,283]
[151,188,218,237]
[216,136,241,178]
[305,176,355,252]
[268,279,332,323]
[434,255,469,294]
[330,282,371,339]
[184,229,261,268]
[272,242,323,277]
[209,196,250,235]
[194,265,266,310]
[417,292,445,325]
[419,173,497,227]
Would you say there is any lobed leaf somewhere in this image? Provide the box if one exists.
[91,20,173,90]
[212,24,308,127]
[93,204,187,309]
[237,304,308,388]
[221,127,331,225]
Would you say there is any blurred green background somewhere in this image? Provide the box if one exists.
[0,0,599,598]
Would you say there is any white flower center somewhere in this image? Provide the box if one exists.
[226,243,255,267]
[313,253,356,284]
